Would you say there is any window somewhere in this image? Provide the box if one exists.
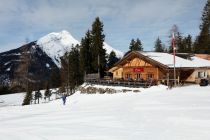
[137,74,141,79]
[147,73,154,79]
[198,71,204,78]
[135,74,143,81]
[126,74,131,78]
[198,72,201,78]
[126,74,132,80]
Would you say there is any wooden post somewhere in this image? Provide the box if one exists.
[178,75,180,85]
[98,54,100,79]
[178,70,180,85]
[84,71,86,82]
[156,68,159,81]
[167,72,169,86]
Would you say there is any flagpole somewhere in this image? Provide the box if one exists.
[172,32,176,87]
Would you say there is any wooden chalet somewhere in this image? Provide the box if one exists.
[109,51,210,85]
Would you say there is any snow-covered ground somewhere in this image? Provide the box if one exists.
[0,85,210,140]
[0,89,60,107]
[0,93,25,107]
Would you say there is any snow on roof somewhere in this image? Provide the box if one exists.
[139,52,198,68]
[191,56,210,67]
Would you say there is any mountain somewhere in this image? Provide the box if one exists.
[0,42,60,93]
[37,30,80,67]
[103,42,124,58]
[0,30,123,93]
[37,30,123,67]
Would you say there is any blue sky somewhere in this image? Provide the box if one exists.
[0,0,207,53]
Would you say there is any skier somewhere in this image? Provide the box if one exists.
[61,94,67,105]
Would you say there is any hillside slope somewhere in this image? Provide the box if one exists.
[0,30,123,91]
[0,42,59,91]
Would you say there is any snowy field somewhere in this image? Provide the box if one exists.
[0,89,59,107]
[0,85,210,140]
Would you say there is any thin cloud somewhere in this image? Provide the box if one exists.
[0,0,207,52]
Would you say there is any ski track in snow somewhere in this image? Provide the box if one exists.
[0,85,210,140]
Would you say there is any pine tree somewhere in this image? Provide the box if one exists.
[59,85,66,94]
[68,45,82,94]
[80,30,92,75]
[60,52,68,91]
[22,89,32,105]
[168,25,193,54]
[129,39,135,51]
[34,90,42,104]
[50,68,61,88]
[168,25,179,53]
[44,82,51,101]
[184,35,193,53]
[164,47,168,53]
[154,37,164,52]
[107,51,119,69]
[90,17,107,77]
[0,85,10,95]
[129,38,143,51]
[176,32,184,53]
[193,36,199,53]
[134,38,143,51]
[194,0,210,54]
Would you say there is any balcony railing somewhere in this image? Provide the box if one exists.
[85,79,157,88]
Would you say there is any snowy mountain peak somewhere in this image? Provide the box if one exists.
[103,42,123,58]
[37,30,80,67]
[38,30,79,45]
[37,30,123,67]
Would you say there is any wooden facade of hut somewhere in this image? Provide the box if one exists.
[108,51,206,84]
